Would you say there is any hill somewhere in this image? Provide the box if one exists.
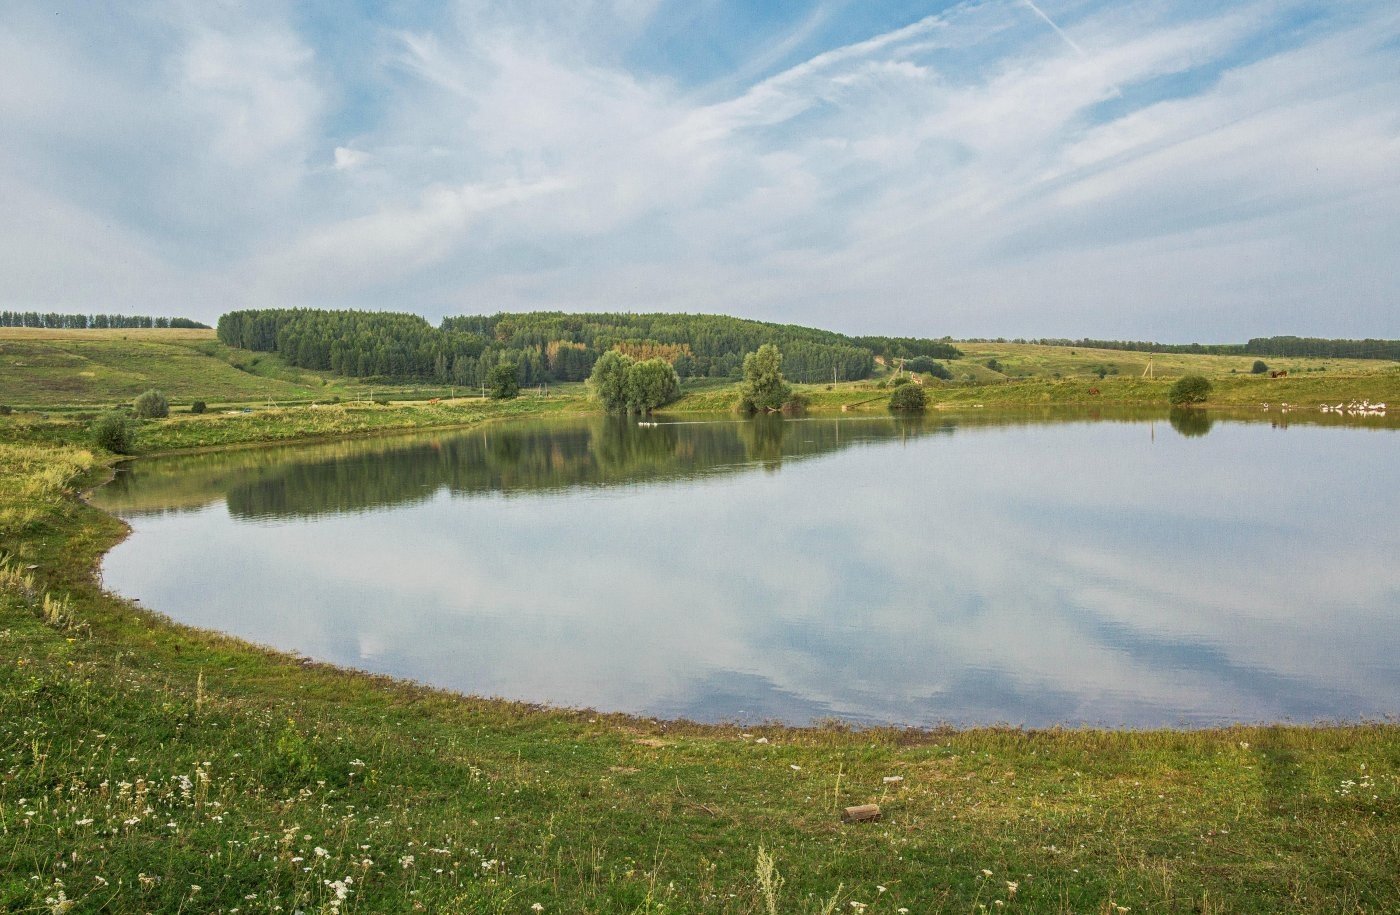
[217,308,966,387]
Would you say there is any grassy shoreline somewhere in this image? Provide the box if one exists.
[2,400,1398,912]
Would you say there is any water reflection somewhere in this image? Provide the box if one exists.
[1168,408,1214,438]
[95,411,1400,728]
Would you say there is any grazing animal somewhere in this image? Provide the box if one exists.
[1270,370,1288,378]
[1088,387,1100,395]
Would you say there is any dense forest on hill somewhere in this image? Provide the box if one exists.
[216,309,964,385]
[0,311,208,329]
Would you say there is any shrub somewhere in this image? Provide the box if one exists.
[589,350,634,412]
[891,375,911,387]
[1251,360,1269,374]
[190,400,207,414]
[0,405,11,416]
[1168,375,1212,405]
[486,363,519,399]
[92,412,134,454]
[888,383,928,412]
[132,389,169,418]
[736,344,793,413]
[624,358,681,413]
[985,358,1004,373]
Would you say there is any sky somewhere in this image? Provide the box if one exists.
[1,0,1397,340]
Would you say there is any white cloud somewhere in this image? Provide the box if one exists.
[0,0,1396,336]
[333,146,369,170]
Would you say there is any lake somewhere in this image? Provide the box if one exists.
[94,409,1400,729]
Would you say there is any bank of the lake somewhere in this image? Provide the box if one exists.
[1,405,1398,914]
[673,369,1400,414]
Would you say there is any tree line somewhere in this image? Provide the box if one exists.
[980,336,1399,361]
[217,308,966,386]
[0,311,209,329]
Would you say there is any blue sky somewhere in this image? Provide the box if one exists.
[1,0,1397,339]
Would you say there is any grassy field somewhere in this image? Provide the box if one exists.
[942,342,1391,385]
[671,348,1398,414]
[5,328,1396,415]
[0,328,529,409]
[1,396,1398,913]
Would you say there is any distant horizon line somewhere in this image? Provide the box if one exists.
[2,306,1397,349]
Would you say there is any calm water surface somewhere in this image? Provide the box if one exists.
[95,410,1400,728]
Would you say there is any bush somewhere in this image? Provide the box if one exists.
[132,389,169,418]
[624,358,681,413]
[0,405,11,416]
[1251,360,1269,374]
[92,412,134,454]
[1168,375,1212,405]
[891,375,911,387]
[589,350,633,412]
[735,344,793,413]
[190,400,207,414]
[888,383,928,412]
[486,363,519,399]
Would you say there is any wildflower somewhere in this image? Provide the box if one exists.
[849,903,867,911]
[400,855,416,869]
[190,885,202,893]
[75,818,93,827]
[790,764,802,772]
[315,847,329,858]
[1006,881,1019,895]
[532,905,545,913]
[876,886,887,893]
[981,869,993,877]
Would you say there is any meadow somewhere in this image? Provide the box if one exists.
[1,330,1398,912]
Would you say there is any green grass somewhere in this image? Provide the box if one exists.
[944,341,1394,383]
[0,328,329,407]
[1,403,1398,913]
[129,395,585,455]
[670,352,1398,415]
[0,328,519,410]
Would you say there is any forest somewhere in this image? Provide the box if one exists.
[0,311,208,329]
[216,309,964,386]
